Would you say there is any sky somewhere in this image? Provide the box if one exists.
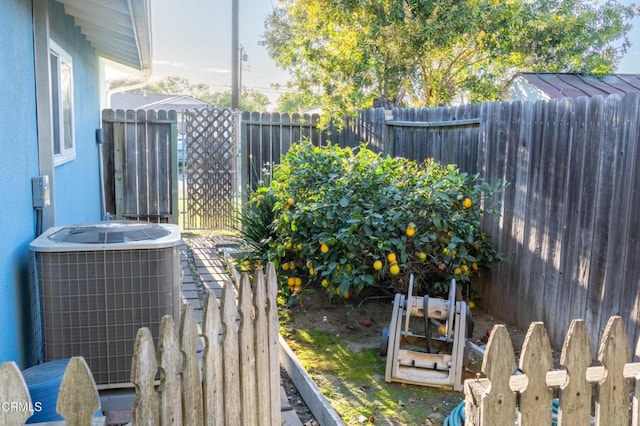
[146,0,288,104]
[109,0,640,109]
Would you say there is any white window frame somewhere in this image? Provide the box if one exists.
[50,40,76,165]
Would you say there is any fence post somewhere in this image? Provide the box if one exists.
[382,109,394,156]
[478,325,517,426]
[596,316,629,425]
[113,109,125,220]
[221,280,242,426]
[157,315,182,425]
[558,319,592,425]
[240,111,250,204]
[634,337,640,425]
[266,263,282,424]
[517,322,553,426]
[180,304,204,426]
[202,291,224,426]
[239,273,258,425]
[0,362,32,425]
[254,268,272,426]
[57,357,101,426]
[169,110,179,224]
[131,327,160,425]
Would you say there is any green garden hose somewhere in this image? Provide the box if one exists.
[444,399,561,425]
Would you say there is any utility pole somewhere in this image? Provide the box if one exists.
[231,0,239,110]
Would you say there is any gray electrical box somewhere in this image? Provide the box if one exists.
[32,175,50,208]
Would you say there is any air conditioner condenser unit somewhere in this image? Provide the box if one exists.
[29,221,182,388]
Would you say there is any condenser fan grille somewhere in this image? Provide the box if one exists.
[48,222,171,244]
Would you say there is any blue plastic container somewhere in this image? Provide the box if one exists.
[22,358,102,423]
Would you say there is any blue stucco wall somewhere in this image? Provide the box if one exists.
[0,0,103,367]
[0,0,40,367]
[49,0,102,225]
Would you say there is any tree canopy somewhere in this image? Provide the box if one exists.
[262,0,636,118]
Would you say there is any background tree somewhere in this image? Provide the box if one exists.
[262,0,636,118]
[143,76,213,100]
[107,76,270,110]
[275,88,320,113]
[108,76,214,100]
[209,88,271,111]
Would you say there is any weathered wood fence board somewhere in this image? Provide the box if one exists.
[465,316,640,426]
[130,263,281,425]
[101,109,179,223]
[0,357,102,425]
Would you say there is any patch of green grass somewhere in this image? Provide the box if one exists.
[286,327,463,425]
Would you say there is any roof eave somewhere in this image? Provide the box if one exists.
[57,0,152,76]
[129,0,152,76]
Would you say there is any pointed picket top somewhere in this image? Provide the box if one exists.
[558,319,592,425]
[239,272,258,426]
[157,315,182,426]
[480,324,517,426]
[202,290,224,426]
[180,303,204,426]
[482,324,516,383]
[518,322,553,426]
[230,266,241,290]
[0,361,33,425]
[221,277,242,426]
[131,327,160,426]
[239,272,256,322]
[596,316,629,425]
[253,268,272,426]
[57,357,101,426]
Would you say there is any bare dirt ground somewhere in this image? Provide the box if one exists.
[285,287,529,367]
[280,287,539,425]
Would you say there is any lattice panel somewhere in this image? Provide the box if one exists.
[184,107,238,229]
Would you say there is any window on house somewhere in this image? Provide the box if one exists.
[50,40,75,165]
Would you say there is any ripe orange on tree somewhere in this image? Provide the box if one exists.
[389,264,400,275]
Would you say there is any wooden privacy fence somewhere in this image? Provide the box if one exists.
[130,264,281,426]
[241,106,482,190]
[475,93,640,355]
[0,357,102,425]
[241,111,335,191]
[465,315,640,426]
[101,109,179,223]
[242,93,640,355]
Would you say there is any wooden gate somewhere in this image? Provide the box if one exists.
[183,107,239,230]
[101,109,179,223]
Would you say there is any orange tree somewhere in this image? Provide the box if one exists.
[252,141,504,299]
